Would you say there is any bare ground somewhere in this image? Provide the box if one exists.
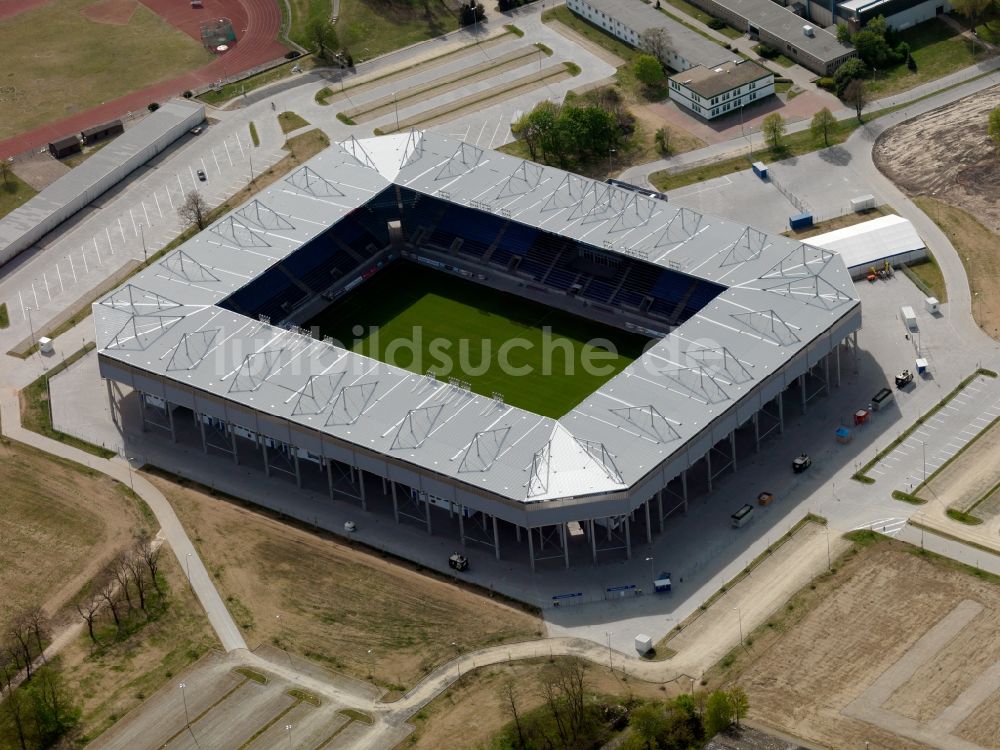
[0,436,146,632]
[922,418,1000,514]
[731,539,1000,750]
[155,473,543,693]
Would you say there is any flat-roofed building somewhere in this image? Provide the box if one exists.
[566,0,728,72]
[668,59,775,119]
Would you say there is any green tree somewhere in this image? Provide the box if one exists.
[655,126,672,156]
[952,0,993,34]
[989,106,1000,153]
[728,685,749,726]
[633,54,666,89]
[0,159,10,187]
[844,78,869,123]
[836,23,852,44]
[306,17,338,61]
[703,690,734,738]
[630,703,669,749]
[761,112,786,151]
[834,57,867,97]
[852,28,894,68]
[639,27,672,68]
[811,107,836,147]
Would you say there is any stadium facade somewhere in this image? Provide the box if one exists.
[95,132,861,570]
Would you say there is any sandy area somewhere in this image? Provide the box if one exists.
[737,540,1000,750]
[874,86,1000,233]
[155,473,542,692]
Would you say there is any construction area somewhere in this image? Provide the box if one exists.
[733,537,1000,750]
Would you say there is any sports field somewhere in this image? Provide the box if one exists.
[0,0,212,139]
[306,262,649,418]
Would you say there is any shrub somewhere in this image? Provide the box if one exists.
[817,76,836,91]
[284,50,302,60]
[182,90,193,98]
[755,43,779,59]
[707,17,726,29]
[147,102,160,112]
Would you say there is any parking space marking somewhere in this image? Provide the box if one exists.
[223,139,234,167]
[55,264,64,295]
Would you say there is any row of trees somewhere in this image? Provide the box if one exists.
[75,533,163,646]
[1,610,78,750]
[623,687,749,750]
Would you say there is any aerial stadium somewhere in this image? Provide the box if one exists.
[94,131,861,571]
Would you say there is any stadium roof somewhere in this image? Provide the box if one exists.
[95,132,860,505]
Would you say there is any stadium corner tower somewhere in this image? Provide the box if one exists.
[95,132,861,570]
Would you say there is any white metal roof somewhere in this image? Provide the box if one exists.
[806,214,925,270]
[95,131,860,505]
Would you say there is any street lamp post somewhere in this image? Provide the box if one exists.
[645,556,654,589]
[393,92,400,132]
[608,148,616,176]
[824,526,831,571]
[734,606,743,647]
[139,223,147,262]
[451,641,461,680]
[922,441,927,482]
[605,631,613,671]
[179,682,191,727]
[185,552,192,581]
[285,723,293,749]
[367,648,374,679]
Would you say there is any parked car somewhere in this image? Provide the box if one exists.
[792,454,812,473]
[895,369,914,388]
[448,553,469,571]
[654,572,672,593]
[197,168,207,181]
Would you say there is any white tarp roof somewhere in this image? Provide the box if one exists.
[806,214,925,270]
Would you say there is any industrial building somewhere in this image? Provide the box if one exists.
[668,59,775,119]
[95,132,861,571]
[685,0,856,74]
[806,213,927,279]
[814,0,952,30]
[566,0,730,71]
[0,99,204,267]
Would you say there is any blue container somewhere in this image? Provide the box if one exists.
[751,161,768,179]
[789,212,813,230]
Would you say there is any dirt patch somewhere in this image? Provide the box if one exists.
[80,0,137,25]
[731,539,1000,750]
[874,87,1000,232]
[407,657,670,750]
[154,474,543,692]
[0,437,146,632]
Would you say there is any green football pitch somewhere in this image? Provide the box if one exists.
[306,261,650,418]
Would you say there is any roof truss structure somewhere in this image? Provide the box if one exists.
[210,216,271,248]
[458,426,512,472]
[731,309,800,346]
[391,404,446,450]
[100,284,181,316]
[159,249,220,283]
[166,329,220,371]
[326,381,379,425]
[237,200,295,231]
[285,165,346,197]
[609,405,681,444]
[292,372,347,415]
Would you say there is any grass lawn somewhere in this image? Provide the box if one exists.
[904,254,947,302]
[278,110,310,133]
[0,302,9,328]
[0,0,211,139]
[198,57,317,106]
[542,5,636,63]
[0,171,38,220]
[337,0,462,61]
[305,261,649,417]
[658,0,742,38]
[976,18,1000,44]
[282,0,333,49]
[784,205,891,238]
[866,18,988,98]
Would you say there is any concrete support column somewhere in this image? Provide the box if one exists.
[706,450,713,493]
[515,524,521,542]
[166,402,176,443]
[852,330,859,371]
[262,441,271,478]
[606,519,612,541]
[358,467,367,508]
[230,428,239,465]
[139,394,147,433]
[681,470,688,513]
[561,523,569,569]
[458,506,466,546]
[106,380,117,427]
[198,415,208,454]
[799,373,807,414]
[729,430,737,472]
[391,481,399,523]
[836,339,842,387]
[624,515,632,560]
[753,411,760,453]
[424,495,432,535]
[824,351,830,393]
[644,500,652,544]
[293,451,302,488]
[527,527,535,572]
[493,515,501,561]
[778,391,785,434]
[589,519,597,564]
[382,477,388,494]
[657,489,664,532]
[326,459,335,500]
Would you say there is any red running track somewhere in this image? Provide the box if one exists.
[0,0,53,21]
[0,0,287,159]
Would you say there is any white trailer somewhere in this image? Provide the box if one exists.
[901,305,917,330]
[850,194,876,212]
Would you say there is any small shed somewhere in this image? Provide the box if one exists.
[872,387,894,411]
[48,135,81,159]
[635,634,653,655]
[81,119,124,144]
[789,212,813,230]
[751,161,768,179]
[924,297,939,314]
[901,305,917,330]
